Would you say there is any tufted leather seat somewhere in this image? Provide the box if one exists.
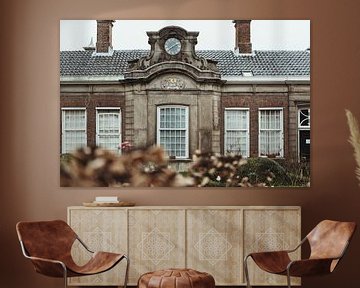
[138,268,215,288]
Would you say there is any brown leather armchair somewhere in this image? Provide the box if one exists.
[244,220,356,288]
[16,220,129,288]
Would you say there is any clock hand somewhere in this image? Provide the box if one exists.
[168,43,180,50]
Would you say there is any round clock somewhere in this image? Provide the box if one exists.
[164,38,181,55]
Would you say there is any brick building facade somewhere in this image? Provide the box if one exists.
[60,20,310,171]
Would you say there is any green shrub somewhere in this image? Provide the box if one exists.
[280,159,310,187]
[236,157,310,187]
[237,157,289,186]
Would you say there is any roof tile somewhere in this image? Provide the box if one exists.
[60,49,310,77]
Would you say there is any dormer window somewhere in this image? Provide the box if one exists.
[242,71,253,77]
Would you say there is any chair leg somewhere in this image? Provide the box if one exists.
[244,255,252,288]
[286,269,292,288]
[123,255,130,288]
[62,264,68,288]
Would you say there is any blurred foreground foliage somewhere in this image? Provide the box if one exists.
[61,146,310,187]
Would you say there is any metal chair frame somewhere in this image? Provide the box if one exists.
[18,232,129,288]
[244,236,350,288]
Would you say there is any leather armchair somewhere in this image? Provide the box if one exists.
[244,220,356,288]
[16,220,129,288]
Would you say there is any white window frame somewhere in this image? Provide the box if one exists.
[298,108,310,129]
[156,105,189,159]
[242,71,253,77]
[96,107,122,153]
[61,107,87,154]
[298,107,310,160]
[224,108,250,157]
[258,107,284,158]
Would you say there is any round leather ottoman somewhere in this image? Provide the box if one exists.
[138,268,215,288]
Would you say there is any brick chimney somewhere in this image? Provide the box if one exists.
[233,20,252,54]
[96,20,115,53]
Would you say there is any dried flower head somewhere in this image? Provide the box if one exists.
[346,109,360,186]
[188,151,250,187]
[61,146,194,187]
[61,146,273,187]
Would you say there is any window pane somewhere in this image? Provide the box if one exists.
[259,111,266,129]
[98,113,120,134]
[158,106,188,158]
[299,108,310,128]
[98,135,120,152]
[225,130,247,155]
[160,107,187,129]
[62,109,86,153]
[97,109,121,153]
[225,109,249,156]
[159,130,186,157]
[259,109,283,156]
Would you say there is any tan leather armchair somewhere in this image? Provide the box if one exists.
[16,220,129,288]
[244,220,356,288]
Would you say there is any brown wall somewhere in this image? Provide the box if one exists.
[1,1,360,288]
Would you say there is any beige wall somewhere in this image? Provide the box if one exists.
[1,1,360,288]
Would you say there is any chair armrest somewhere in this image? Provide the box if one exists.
[25,255,64,265]
[25,255,67,277]
[287,258,336,277]
[19,240,67,277]
[245,236,306,258]
[286,237,307,253]
[247,250,290,258]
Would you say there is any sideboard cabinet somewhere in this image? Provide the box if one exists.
[67,206,301,286]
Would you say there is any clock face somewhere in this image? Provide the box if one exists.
[164,38,181,55]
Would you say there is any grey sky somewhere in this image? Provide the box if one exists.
[60,20,310,51]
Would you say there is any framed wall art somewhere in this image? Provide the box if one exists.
[60,20,310,187]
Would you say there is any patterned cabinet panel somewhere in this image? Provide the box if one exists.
[128,209,186,284]
[243,208,301,286]
[68,208,128,286]
[187,209,243,285]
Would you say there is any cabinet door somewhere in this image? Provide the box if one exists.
[68,208,128,286]
[187,209,243,285]
[243,208,301,286]
[128,209,186,284]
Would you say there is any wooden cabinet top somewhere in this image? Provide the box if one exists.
[69,206,301,210]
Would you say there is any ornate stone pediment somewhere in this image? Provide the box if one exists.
[160,77,186,90]
[148,74,197,90]
[125,26,221,82]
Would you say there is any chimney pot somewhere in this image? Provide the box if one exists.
[83,37,95,51]
[96,20,115,53]
[234,20,252,54]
